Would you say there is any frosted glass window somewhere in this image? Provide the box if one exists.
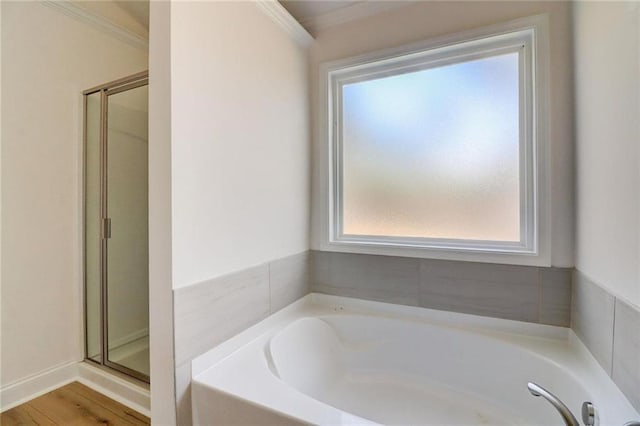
[340,52,521,242]
[324,21,548,259]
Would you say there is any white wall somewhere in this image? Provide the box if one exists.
[0,1,147,387]
[309,1,575,267]
[574,1,640,306]
[170,1,310,289]
[153,2,311,423]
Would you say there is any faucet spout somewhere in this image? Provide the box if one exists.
[527,382,580,426]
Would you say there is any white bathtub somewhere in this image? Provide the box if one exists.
[191,294,639,425]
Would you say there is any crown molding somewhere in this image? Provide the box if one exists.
[255,0,314,47]
[42,0,148,50]
[300,1,412,35]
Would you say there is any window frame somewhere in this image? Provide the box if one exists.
[316,15,551,266]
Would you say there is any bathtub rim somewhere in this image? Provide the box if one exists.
[191,293,640,424]
[192,293,569,378]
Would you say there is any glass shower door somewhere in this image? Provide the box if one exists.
[104,84,149,381]
[84,71,149,384]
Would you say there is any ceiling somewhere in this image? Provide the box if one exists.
[114,0,149,29]
[103,0,361,33]
[279,1,360,23]
[279,1,411,35]
[82,1,408,38]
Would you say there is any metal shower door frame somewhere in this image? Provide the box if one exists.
[83,70,149,384]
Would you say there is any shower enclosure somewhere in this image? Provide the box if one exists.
[84,71,149,382]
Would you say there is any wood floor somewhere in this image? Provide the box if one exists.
[1,382,150,425]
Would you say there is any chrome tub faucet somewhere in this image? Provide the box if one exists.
[527,382,640,426]
[527,382,580,426]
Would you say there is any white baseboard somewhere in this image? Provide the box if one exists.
[0,361,79,412]
[0,361,150,417]
[77,362,150,417]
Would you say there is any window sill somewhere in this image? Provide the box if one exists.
[317,239,551,267]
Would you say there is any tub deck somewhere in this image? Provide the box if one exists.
[192,294,639,426]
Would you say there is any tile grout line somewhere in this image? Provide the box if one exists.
[537,267,543,324]
[417,259,422,306]
[267,261,273,314]
[327,252,332,290]
[305,251,312,294]
[568,271,574,328]
[610,297,617,379]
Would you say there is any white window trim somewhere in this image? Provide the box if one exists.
[315,14,551,267]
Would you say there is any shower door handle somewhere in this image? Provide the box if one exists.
[102,218,111,239]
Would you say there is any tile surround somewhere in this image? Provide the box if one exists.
[311,250,572,326]
[269,251,311,313]
[420,260,539,322]
[172,251,311,425]
[571,271,615,374]
[539,268,572,326]
[572,270,640,413]
[612,298,640,412]
[173,263,271,367]
[172,250,639,423]
[313,252,420,306]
